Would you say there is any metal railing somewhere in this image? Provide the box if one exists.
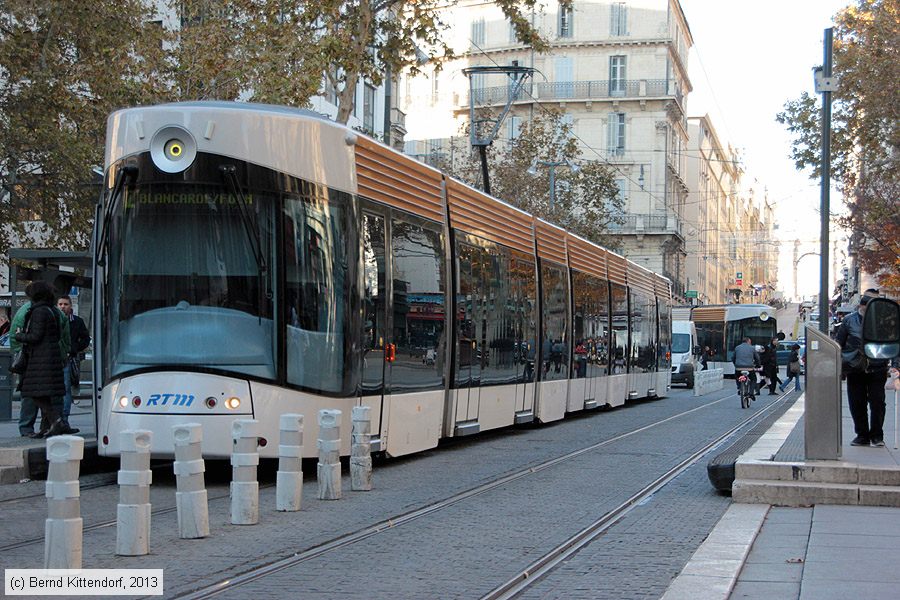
[467,79,674,106]
[606,214,674,233]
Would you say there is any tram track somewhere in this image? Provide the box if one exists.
[0,462,241,554]
[175,390,794,599]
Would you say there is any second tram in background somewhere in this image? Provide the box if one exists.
[674,304,777,376]
[93,102,672,459]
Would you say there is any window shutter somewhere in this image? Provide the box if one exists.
[555,57,574,98]
[608,114,617,154]
[610,3,619,35]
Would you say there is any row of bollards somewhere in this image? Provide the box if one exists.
[43,408,374,568]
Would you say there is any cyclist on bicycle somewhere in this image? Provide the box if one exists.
[733,337,761,396]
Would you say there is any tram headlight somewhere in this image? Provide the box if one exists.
[150,126,197,173]
[225,397,241,410]
[118,396,129,408]
[164,139,184,160]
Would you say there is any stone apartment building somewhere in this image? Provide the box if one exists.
[402,0,693,299]
[684,115,777,305]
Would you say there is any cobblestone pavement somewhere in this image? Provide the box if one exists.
[0,386,783,599]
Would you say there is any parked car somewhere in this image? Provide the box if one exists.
[776,342,806,372]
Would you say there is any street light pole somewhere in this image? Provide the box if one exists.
[816,27,835,333]
[548,164,557,207]
[528,158,578,209]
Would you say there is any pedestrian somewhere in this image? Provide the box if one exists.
[733,337,760,395]
[700,346,710,371]
[13,281,68,438]
[780,344,803,393]
[56,295,89,433]
[0,310,10,338]
[761,337,780,395]
[835,290,889,447]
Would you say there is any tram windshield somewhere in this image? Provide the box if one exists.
[105,177,276,379]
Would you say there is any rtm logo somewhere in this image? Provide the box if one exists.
[146,393,195,407]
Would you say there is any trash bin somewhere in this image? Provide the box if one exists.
[0,348,13,421]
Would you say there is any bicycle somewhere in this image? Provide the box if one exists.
[737,369,758,409]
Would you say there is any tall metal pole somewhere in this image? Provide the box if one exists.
[479,146,491,196]
[548,164,556,208]
[818,27,833,334]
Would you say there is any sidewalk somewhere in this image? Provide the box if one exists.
[0,398,96,482]
[663,386,900,600]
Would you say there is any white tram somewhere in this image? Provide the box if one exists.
[689,304,778,376]
[94,102,672,459]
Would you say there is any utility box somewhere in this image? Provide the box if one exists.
[804,326,842,460]
[0,348,12,421]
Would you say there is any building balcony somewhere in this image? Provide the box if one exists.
[606,213,684,238]
[464,79,679,107]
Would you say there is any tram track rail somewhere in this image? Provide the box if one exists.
[175,390,793,599]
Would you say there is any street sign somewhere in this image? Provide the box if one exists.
[736,279,743,286]
[685,290,698,298]
[736,272,743,279]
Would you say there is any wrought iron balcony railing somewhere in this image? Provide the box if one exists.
[467,79,679,107]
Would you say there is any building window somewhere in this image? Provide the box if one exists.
[555,56,574,99]
[558,3,573,38]
[610,2,627,36]
[431,72,439,105]
[607,113,626,156]
[363,84,375,134]
[609,55,626,96]
[507,115,522,142]
[471,17,485,47]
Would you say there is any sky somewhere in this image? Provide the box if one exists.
[678,0,851,301]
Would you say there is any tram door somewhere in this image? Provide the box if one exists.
[455,243,483,425]
[361,211,390,438]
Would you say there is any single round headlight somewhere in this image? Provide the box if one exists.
[225,397,241,410]
[164,139,184,160]
[118,396,129,408]
[150,126,197,173]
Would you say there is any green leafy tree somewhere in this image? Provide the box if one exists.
[0,0,168,268]
[439,112,624,248]
[305,0,570,124]
[0,0,571,278]
[776,0,899,289]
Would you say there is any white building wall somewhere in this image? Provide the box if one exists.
[402,0,694,297]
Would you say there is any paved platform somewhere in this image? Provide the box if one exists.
[664,384,900,600]
[0,398,97,482]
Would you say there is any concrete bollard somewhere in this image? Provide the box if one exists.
[44,435,84,569]
[276,414,304,512]
[350,406,373,491]
[116,430,152,556]
[172,423,209,539]
[231,419,260,525]
[317,409,342,500]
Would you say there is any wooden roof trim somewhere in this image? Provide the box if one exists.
[446,179,534,254]
[355,137,443,220]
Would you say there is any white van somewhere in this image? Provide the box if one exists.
[671,320,698,388]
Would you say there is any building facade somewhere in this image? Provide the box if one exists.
[685,115,777,305]
[402,0,693,298]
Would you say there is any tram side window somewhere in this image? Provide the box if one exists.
[391,218,446,393]
[657,299,672,370]
[541,263,569,381]
[610,283,628,374]
[283,191,354,395]
[695,322,725,362]
[573,271,608,379]
[510,252,538,383]
[481,247,519,386]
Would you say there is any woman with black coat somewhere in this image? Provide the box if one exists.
[15,281,67,437]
